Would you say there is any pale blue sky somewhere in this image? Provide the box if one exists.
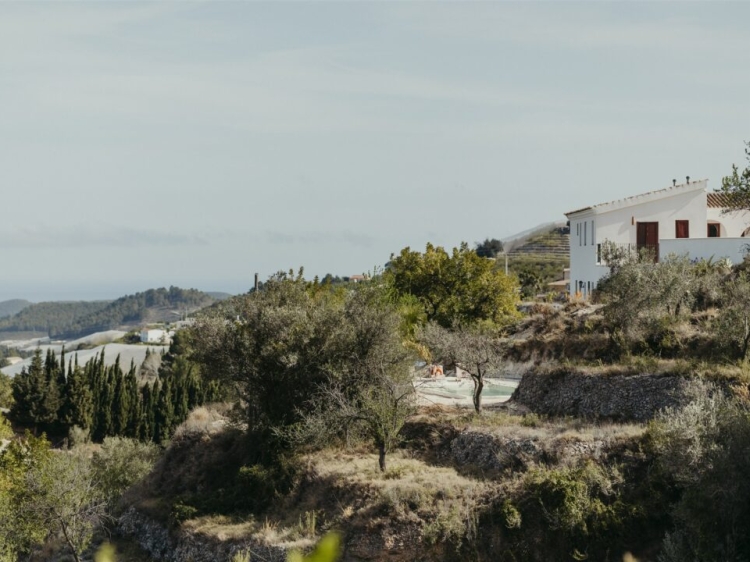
[1,1,749,300]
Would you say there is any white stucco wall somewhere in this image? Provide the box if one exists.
[660,238,750,265]
[140,329,168,343]
[568,181,708,298]
[706,207,750,238]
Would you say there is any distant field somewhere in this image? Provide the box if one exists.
[1,340,166,377]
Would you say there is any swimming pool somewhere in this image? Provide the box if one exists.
[417,377,516,400]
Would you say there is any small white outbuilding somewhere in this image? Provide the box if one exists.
[140,329,170,344]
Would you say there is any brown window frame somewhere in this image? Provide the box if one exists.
[675,220,689,239]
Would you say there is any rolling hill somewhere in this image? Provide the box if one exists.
[0,287,216,339]
[0,299,31,319]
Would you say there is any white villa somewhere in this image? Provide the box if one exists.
[566,179,750,298]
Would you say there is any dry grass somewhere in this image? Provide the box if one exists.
[172,404,230,439]
[183,514,315,550]
[310,449,492,543]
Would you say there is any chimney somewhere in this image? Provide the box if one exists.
[673,179,676,187]
[686,176,690,184]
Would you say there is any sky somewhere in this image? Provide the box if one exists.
[1,1,749,301]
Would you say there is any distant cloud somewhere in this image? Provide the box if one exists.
[0,224,209,249]
[266,230,375,249]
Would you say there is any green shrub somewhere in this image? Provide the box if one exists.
[647,384,750,561]
[500,500,522,529]
[90,437,160,509]
[170,500,198,524]
[521,461,638,557]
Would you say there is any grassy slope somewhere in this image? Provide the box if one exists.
[126,405,654,562]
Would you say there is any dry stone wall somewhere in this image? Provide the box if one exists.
[511,368,701,422]
[118,508,288,562]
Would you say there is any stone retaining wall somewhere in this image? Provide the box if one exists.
[118,508,288,562]
[511,368,701,422]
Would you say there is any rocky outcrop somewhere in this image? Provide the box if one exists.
[511,368,700,422]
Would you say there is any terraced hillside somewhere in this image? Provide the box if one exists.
[502,225,569,297]
[507,226,570,258]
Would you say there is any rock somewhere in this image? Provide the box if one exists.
[511,368,698,422]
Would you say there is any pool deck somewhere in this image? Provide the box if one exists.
[415,376,519,408]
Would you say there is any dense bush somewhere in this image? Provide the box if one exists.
[91,437,160,510]
[521,461,640,559]
[647,382,750,561]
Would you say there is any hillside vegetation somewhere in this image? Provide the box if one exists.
[0,287,216,339]
[9,237,750,561]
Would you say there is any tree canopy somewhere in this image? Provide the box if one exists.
[385,242,519,329]
[475,238,504,259]
[191,273,416,469]
[719,140,750,210]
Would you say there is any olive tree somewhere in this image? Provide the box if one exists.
[295,289,417,471]
[715,273,750,359]
[598,252,701,353]
[418,323,504,413]
[192,274,417,469]
[24,451,109,562]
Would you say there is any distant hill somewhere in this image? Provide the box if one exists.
[0,301,111,337]
[0,287,216,339]
[0,299,31,319]
[206,291,233,301]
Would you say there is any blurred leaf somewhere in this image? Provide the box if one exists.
[288,532,341,562]
[95,543,117,562]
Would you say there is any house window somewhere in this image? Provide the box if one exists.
[675,220,689,239]
[584,222,587,246]
[591,220,595,245]
[596,243,602,264]
[708,223,721,238]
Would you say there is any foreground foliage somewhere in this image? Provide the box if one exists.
[0,430,158,561]
[192,274,416,471]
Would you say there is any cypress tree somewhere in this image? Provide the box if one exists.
[60,365,93,431]
[125,364,141,438]
[111,371,128,436]
[145,380,160,442]
[154,377,174,444]
[10,349,58,434]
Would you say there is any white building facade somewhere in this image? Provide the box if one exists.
[566,180,750,298]
[140,329,170,344]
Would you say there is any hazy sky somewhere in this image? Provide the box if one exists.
[2,1,749,301]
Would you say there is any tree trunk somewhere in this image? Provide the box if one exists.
[472,375,483,413]
[378,443,387,472]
